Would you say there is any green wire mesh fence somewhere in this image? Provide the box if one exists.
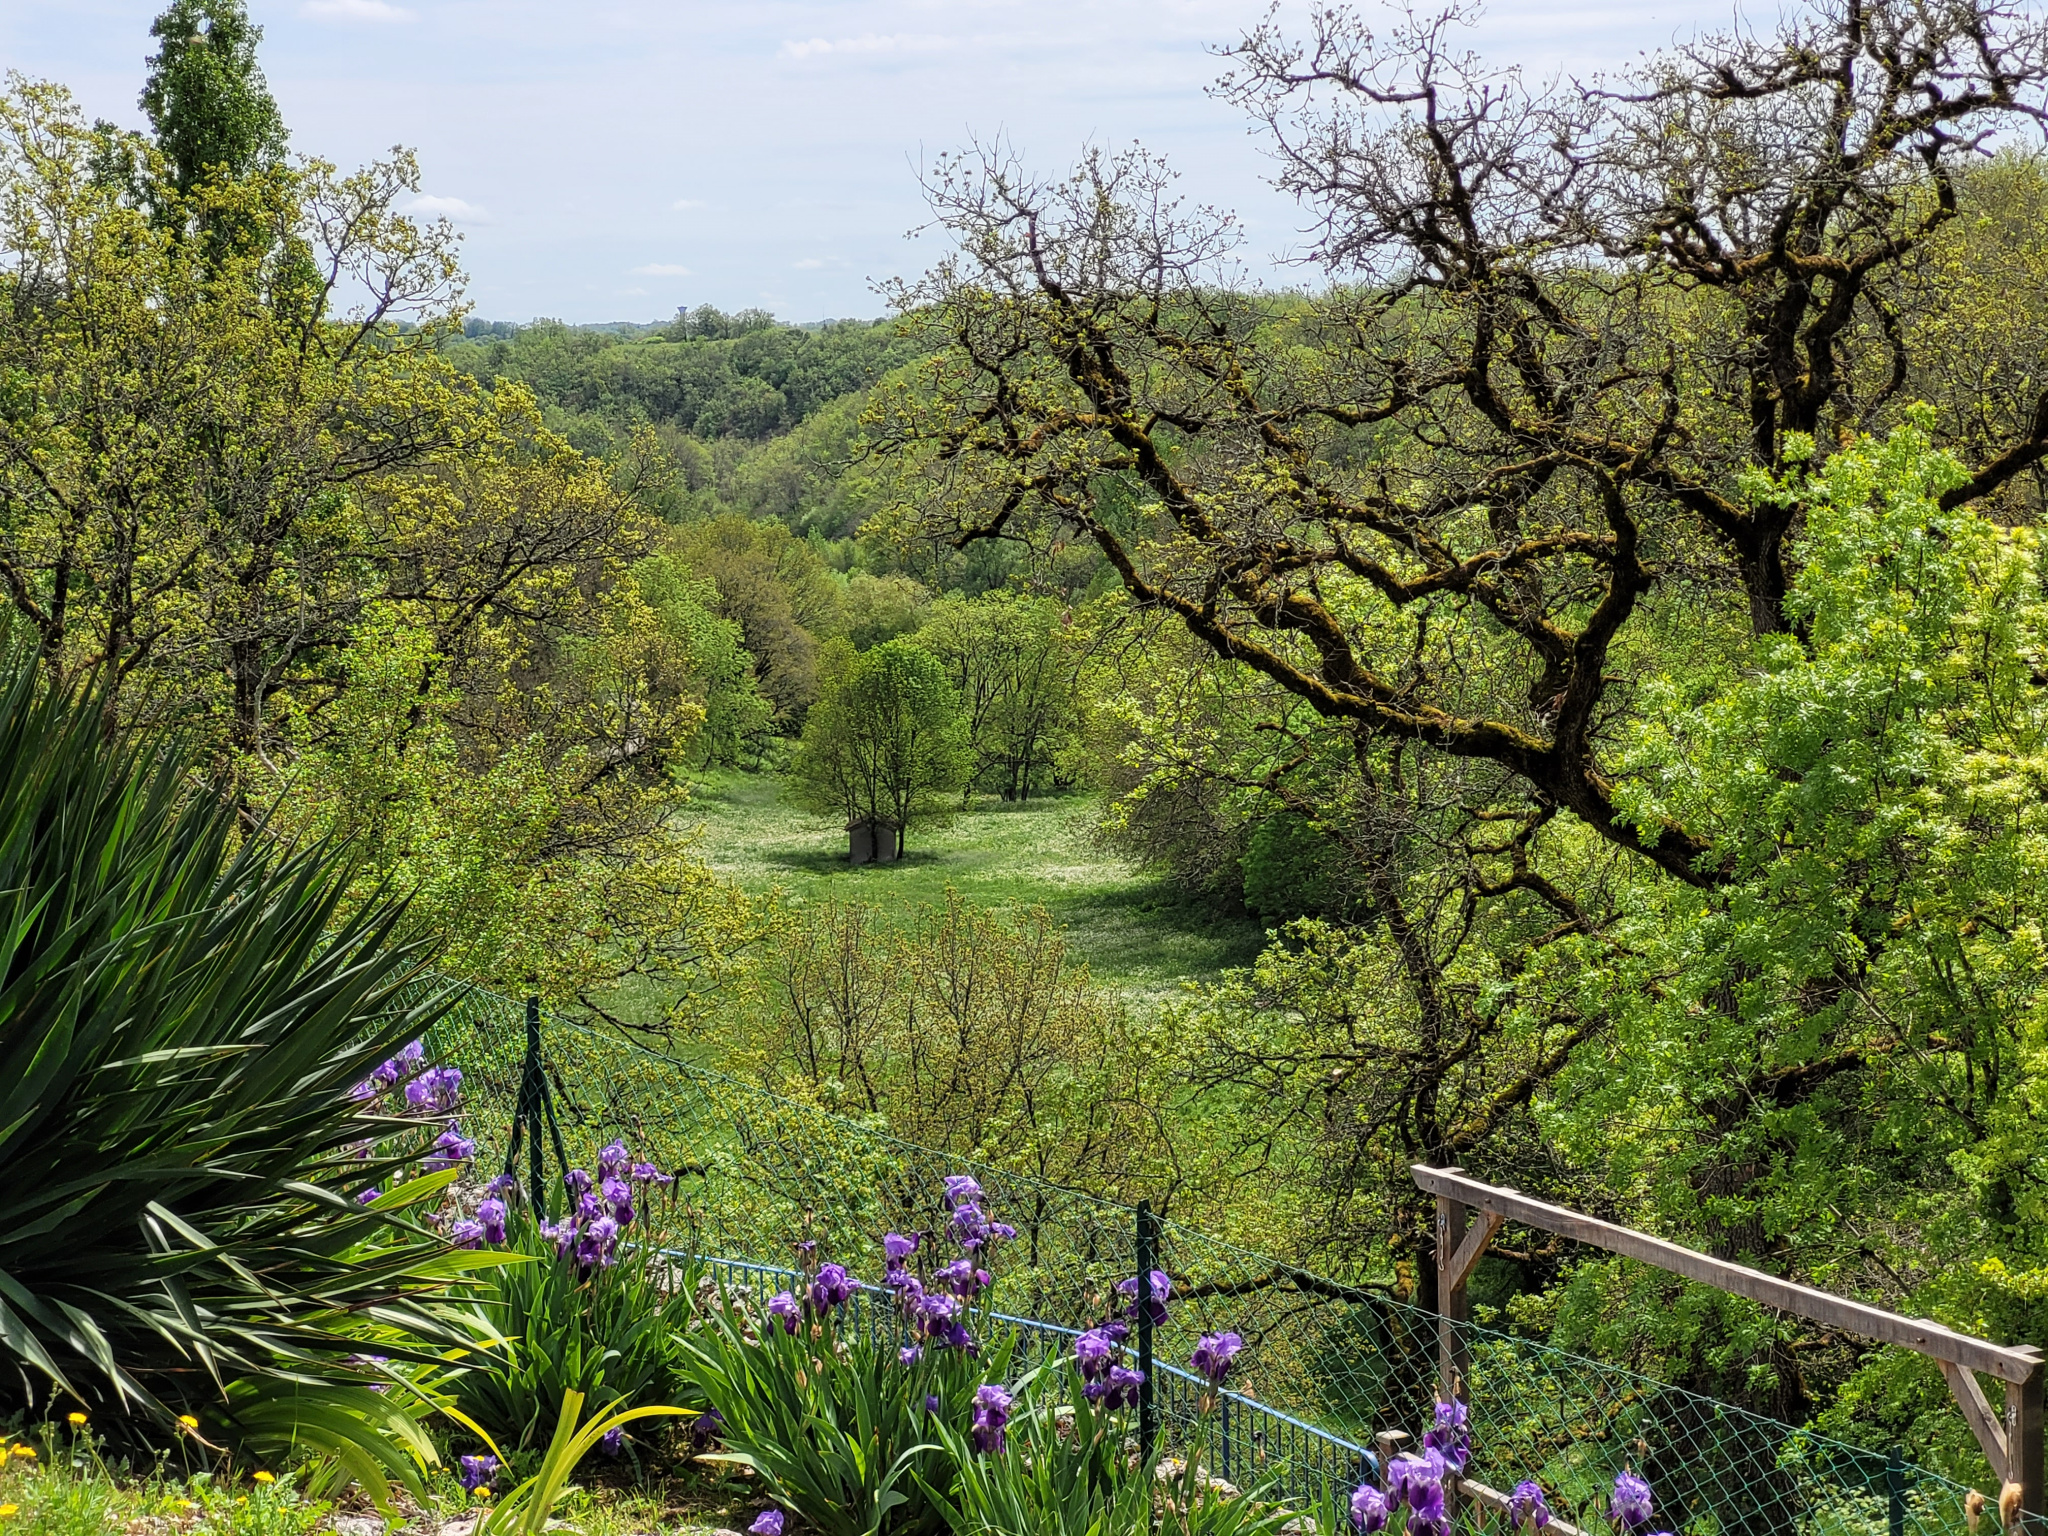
[419,978,2008,1535]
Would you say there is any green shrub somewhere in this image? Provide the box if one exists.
[0,644,472,1458]
[916,1361,1151,1536]
[676,1283,1014,1536]
[445,1204,701,1460]
[919,1361,1307,1536]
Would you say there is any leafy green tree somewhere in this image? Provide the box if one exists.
[790,638,967,854]
[632,551,774,766]
[0,79,744,1015]
[914,591,1085,801]
[840,571,930,649]
[666,513,843,726]
[140,0,286,196]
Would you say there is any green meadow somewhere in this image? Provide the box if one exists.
[681,770,1266,1004]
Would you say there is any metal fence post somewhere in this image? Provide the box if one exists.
[1886,1445,1904,1536]
[1137,1199,1157,1464]
[508,994,568,1217]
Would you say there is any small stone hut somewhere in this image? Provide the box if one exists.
[846,816,903,865]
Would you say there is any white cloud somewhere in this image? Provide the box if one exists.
[631,264,693,277]
[781,34,954,60]
[672,199,707,211]
[405,195,491,225]
[300,0,412,21]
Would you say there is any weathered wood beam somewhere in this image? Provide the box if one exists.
[1414,1163,2048,1517]
[1412,1165,2043,1382]
[1940,1358,2010,1482]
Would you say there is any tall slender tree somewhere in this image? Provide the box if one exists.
[139,0,286,197]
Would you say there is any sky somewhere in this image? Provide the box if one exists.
[1,0,1741,326]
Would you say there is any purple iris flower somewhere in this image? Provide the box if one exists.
[598,1140,629,1179]
[407,1067,462,1111]
[949,1203,989,1249]
[426,1123,474,1172]
[925,1395,941,1414]
[915,1291,974,1350]
[598,1427,625,1458]
[884,1232,920,1261]
[971,1383,1012,1454]
[794,1238,818,1264]
[577,1216,619,1267]
[988,1221,1017,1243]
[748,1512,784,1536]
[399,1039,425,1064]
[900,1345,924,1365]
[1510,1481,1552,1531]
[630,1161,673,1186]
[1407,1479,1449,1536]
[938,1258,986,1298]
[450,1219,485,1248]
[576,1191,605,1225]
[348,1079,378,1102]
[1386,1451,1446,1507]
[1074,1328,1116,1381]
[356,1187,381,1204]
[458,1455,497,1493]
[1352,1485,1390,1533]
[1190,1331,1243,1387]
[1102,1364,1144,1410]
[485,1173,519,1199]
[372,1059,402,1089]
[564,1168,593,1198]
[1611,1472,1653,1531]
[943,1175,982,1208]
[477,1198,508,1244]
[602,1176,634,1226]
[541,1219,575,1257]
[1424,1398,1470,1473]
[1116,1269,1171,1328]
[809,1263,855,1311]
[767,1291,800,1332]
[688,1408,724,1451]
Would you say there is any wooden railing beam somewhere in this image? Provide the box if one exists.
[1413,1163,2047,1516]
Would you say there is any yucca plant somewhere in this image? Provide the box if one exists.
[0,643,479,1447]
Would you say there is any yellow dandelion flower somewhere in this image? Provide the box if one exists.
[235,1496,247,1506]
[66,1413,85,1427]
[177,1415,199,1430]
[0,1504,16,1518]
[10,1446,34,1459]
[252,1471,274,1484]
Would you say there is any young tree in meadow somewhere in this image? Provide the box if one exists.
[914,590,1084,801]
[790,638,967,857]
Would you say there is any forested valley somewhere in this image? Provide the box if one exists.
[13,0,2048,1492]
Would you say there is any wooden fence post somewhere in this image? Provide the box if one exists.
[1436,1185,1470,1404]
[2009,1362,2043,1518]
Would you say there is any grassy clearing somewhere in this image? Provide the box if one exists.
[681,770,1265,1004]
